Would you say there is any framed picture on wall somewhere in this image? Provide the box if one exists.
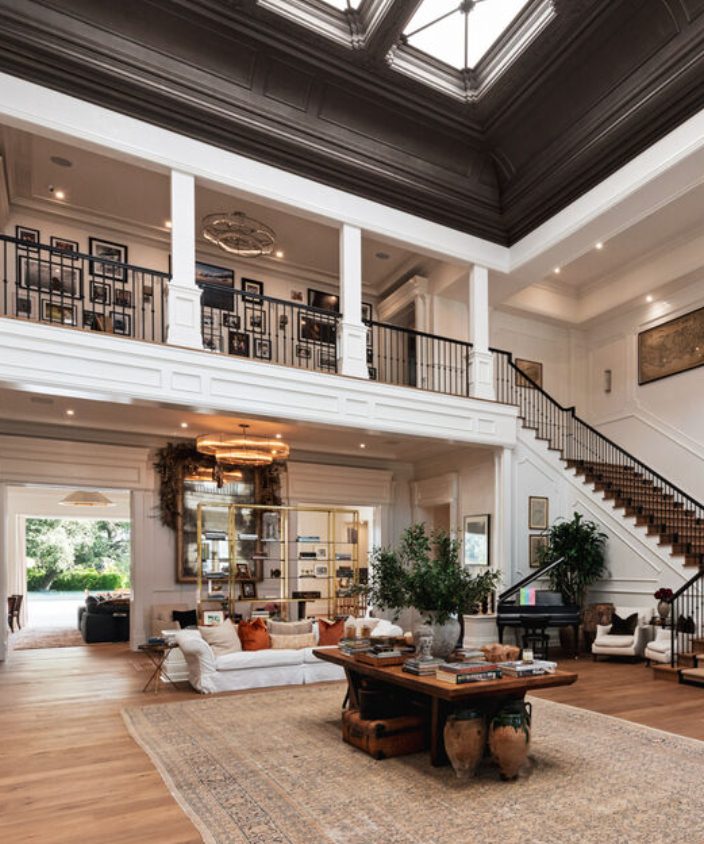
[228,331,250,357]
[196,261,234,310]
[16,225,40,249]
[463,514,490,566]
[515,358,543,389]
[529,534,549,568]
[242,278,264,300]
[362,302,373,322]
[89,237,128,281]
[50,236,79,253]
[528,496,549,530]
[638,306,704,385]
[240,581,257,599]
[308,288,339,313]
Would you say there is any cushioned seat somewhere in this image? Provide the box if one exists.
[215,648,303,671]
[303,645,337,664]
[593,634,637,649]
[644,627,674,664]
[591,605,655,660]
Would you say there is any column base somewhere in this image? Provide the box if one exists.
[166,283,204,350]
[337,320,369,379]
[468,350,495,400]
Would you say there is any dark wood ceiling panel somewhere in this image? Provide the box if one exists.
[0,0,702,245]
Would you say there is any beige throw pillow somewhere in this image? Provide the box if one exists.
[267,619,313,636]
[198,620,242,657]
[270,632,316,650]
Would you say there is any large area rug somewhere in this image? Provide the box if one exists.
[123,684,704,844]
[10,626,84,649]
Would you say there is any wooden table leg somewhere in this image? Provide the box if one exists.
[430,697,449,767]
[343,667,360,710]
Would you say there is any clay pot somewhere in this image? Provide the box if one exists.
[444,710,486,779]
[488,701,532,780]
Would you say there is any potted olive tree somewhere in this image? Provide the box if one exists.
[369,524,501,658]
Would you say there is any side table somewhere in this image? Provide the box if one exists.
[138,642,179,694]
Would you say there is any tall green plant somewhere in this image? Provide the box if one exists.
[369,524,501,624]
[537,512,608,607]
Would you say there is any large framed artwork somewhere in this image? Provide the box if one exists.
[515,358,543,388]
[195,261,235,310]
[638,307,704,385]
[308,289,339,313]
[89,237,128,281]
[463,514,490,566]
[299,313,336,345]
[18,255,82,297]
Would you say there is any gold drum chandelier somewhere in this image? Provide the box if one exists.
[196,425,290,467]
[201,210,276,257]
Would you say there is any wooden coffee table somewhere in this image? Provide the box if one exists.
[314,647,578,766]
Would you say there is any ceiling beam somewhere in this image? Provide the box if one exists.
[362,0,423,62]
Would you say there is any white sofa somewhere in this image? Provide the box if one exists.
[591,606,655,659]
[644,627,674,664]
[176,630,344,693]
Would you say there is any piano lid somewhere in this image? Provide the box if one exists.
[498,557,566,603]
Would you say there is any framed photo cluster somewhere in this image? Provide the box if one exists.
[528,496,549,568]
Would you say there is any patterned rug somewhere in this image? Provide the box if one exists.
[10,626,84,649]
[123,684,704,844]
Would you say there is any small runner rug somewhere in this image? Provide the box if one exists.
[11,626,84,649]
[123,684,704,844]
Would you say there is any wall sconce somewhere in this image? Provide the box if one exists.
[603,369,612,393]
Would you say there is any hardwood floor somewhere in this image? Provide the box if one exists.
[0,645,702,843]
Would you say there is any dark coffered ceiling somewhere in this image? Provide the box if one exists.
[0,0,703,245]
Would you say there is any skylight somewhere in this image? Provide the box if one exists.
[318,0,363,10]
[403,0,531,70]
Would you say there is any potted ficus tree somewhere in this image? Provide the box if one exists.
[536,511,608,651]
[369,524,501,658]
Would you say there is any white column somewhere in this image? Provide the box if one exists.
[0,483,8,662]
[337,223,368,378]
[493,446,514,585]
[467,264,495,400]
[167,170,203,349]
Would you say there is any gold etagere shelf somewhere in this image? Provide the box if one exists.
[196,502,364,621]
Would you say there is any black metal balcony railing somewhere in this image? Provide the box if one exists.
[0,234,168,343]
[199,283,340,373]
[671,569,704,668]
[365,320,473,396]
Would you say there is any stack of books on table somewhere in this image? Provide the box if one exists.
[498,660,557,677]
[339,638,372,656]
[435,662,502,684]
[403,657,445,676]
[453,648,485,662]
[355,649,405,667]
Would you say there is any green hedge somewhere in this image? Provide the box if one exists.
[28,569,125,591]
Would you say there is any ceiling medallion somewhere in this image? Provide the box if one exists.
[60,491,115,507]
[202,211,276,257]
[196,425,290,467]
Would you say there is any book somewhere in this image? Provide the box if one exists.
[437,662,500,675]
[403,664,440,676]
[239,533,258,540]
[498,659,557,676]
[435,669,502,684]
[297,535,320,543]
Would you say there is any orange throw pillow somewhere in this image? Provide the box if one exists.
[318,617,345,646]
[238,617,271,651]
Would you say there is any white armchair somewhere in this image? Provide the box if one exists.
[591,605,655,660]
[644,627,674,664]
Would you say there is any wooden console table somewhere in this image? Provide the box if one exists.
[314,647,578,767]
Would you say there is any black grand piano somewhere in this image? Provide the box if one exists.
[497,557,580,655]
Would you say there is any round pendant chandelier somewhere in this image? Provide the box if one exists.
[185,465,244,485]
[202,211,276,257]
[196,425,290,467]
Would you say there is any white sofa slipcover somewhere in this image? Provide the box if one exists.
[591,606,655,659]
[644,627,674,664]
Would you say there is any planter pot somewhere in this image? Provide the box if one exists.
[422,615,461,659]
[444,710,486,779]
[488,701,532,781]
[657,600,670,622]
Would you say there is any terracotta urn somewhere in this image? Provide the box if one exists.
[488,701,532,780]
[444,710,486,779]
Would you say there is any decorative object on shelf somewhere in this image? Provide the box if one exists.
[528,534,548,568]
[515,358,543,388]
[236,563,251,578]
[240,581,257,599]
[307,289,339,312]
[202,610,224,626]
[638,305,704,385]
[50,235,79,253]
[59,490,115,507]
[15,225,40,247]
[314,564,329,578]
[488,700,532,780]
[197,425,290,466]
[444,710,486,779]
[369,524,501,657]
[89,237,128,281]
[202,210,276,257]
[463,514,490,566]
[654,588,673,622]
[528,496,549,530]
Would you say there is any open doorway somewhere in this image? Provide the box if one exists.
[6,486,131,650]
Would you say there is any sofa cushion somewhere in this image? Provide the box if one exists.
[594,634,635,648]
[199,620,242,657]
[238,617,271,651]
[215,648,303,671]
[646,638,671,654]
[610,611,638,635]
[268,619,313,636]
[318,617,345,646]
[270,632,316,649]
[173,609,198,629]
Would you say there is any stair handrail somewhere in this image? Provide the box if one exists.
[669,567,704,667]
[670,567,704,602]
[491,346,704,518]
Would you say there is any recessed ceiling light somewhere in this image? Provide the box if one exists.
[66,409,75,416]
[595,242,603,250]
[54,189,66,200]
[50,155,73,168]
[375,251,390,260]
[165,220,172,229]
[646,295,653,303]
[180,422,189,429]
[275,433,282,439]
[553,267,561,275]
[359,443,366,449]
[274,250,284,259]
